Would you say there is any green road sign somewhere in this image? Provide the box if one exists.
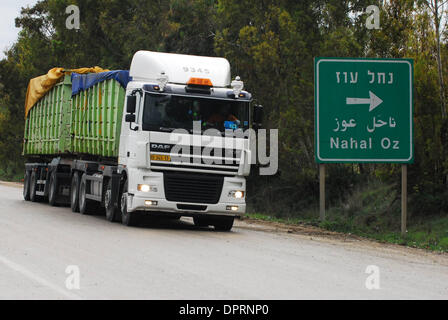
[314,57,414,163]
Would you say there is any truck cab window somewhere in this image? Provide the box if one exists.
[142,93,249,134]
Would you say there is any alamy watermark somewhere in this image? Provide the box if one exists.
[365,265,380,290]
[66,5,80,30]
[65,265,80,290]
[366,5,380,30]
[165,121,278,176]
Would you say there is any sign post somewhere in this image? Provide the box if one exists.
[314,58,413,231]
[401,164,407,236]
[319,164,325,221]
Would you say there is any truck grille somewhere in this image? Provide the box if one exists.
[164,172,224,204]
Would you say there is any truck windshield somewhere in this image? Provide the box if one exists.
[142,93,250,134]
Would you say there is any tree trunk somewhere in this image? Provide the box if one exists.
[433,0,447,118]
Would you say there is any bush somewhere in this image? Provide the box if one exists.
[439,237,448,250]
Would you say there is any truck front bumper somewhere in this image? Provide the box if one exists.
[125,169,246,217]
[126,195,246,217]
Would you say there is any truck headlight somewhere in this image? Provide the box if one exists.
[138,184,157,192]
[229,190,244,199]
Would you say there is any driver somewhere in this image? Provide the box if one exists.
[207,105,239,124]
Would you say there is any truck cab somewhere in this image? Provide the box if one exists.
[116,51,257,230]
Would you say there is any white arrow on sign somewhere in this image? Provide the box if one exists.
[346,91,383,112]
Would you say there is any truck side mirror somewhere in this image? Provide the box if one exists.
[125,114,136,123]
[125,95,138,131]
[126,96,137,114]
[253,105,263,127]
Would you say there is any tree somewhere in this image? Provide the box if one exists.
[423,0,448,118]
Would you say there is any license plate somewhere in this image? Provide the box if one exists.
[150,154,171,162]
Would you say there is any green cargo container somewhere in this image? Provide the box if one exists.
[23,74,125,158]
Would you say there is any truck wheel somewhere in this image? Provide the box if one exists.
[79,173,97,215]
[23,170,31,201]
[193,216,210,228]
[29,170,41,202]
[120,180,140,226]
[105,179,120,222]
[48,171,58,206]
[70,173,80,212]
[213,217,234,232]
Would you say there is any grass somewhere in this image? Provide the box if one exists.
[245,212,311,225]
[246,181,448,253]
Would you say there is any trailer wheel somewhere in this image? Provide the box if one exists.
[79,173,97,215]
[120,180,140,226]
[213,217,234,232]
[105,179,120,222]
[70,173,80,212]
[29,170,41,202]
[23,170,31,201]
[48,171,58,206]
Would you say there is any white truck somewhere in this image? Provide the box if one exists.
[22,51,263,231]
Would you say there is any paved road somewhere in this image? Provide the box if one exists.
[0,182,447,299]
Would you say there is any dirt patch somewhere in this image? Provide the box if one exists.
[236,217,448,266]
[0,181,23,189]
[237,217,355,239]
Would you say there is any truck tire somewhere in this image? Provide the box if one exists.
[120,180,140,226]
[105,179,120,222]
[23,170,31,201]
[29,170,41,202]
[70,172,80,212]
[193,216,210,228]
[213,217,234,232]
[79,173,97,215]
[48,171,58,206]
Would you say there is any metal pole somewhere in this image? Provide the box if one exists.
[401,164,407,237]
[320,164,326,221]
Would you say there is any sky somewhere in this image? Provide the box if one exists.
[0,0,39,59]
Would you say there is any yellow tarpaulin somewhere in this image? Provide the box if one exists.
[24,66,109,118]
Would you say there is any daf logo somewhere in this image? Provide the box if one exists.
[151,144,171,150]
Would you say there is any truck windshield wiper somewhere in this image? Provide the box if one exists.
[158,127,176,132]
[158,127,200,134]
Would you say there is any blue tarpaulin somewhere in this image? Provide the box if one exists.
[71,70,131,95]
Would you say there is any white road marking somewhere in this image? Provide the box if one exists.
[0,254,82,300]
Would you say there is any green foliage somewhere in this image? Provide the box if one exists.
[249,180,448,252]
